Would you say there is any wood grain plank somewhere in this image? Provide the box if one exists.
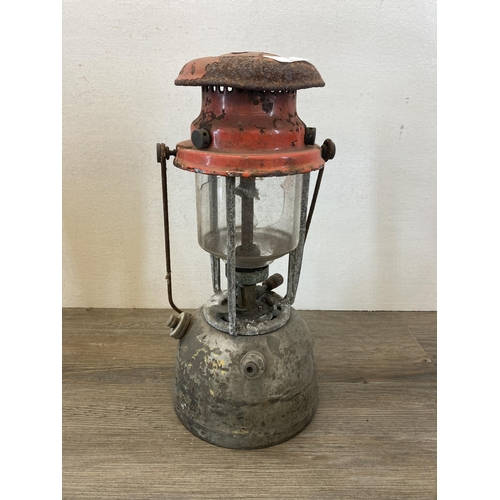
[404,315,437,366]
[398,311,437,325]
[63,309,436,499]
[301,311,435,383]
[62,308,177,331]
[63,311,435,384]
[63,382,435,500]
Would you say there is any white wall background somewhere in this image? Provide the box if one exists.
[62,0,436,311]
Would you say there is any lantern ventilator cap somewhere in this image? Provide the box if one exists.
[175,52,325,91]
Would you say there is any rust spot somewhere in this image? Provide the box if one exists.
[193,109,227,130]
[248,92,261,106]
[262,98,273,114]
[286,112,299,126]
[248,90,275,113]
[174,52,325,91]
[273,118,284,129]
[190,62,196,75]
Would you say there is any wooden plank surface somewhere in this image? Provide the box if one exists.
[63,309,436,499]
[399,312,437,366]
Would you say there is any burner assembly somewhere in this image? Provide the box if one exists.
[156,52,335,449]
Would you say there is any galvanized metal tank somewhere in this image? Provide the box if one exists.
[174,307,318,449]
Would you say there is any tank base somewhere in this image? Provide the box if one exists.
[173,307,318,449]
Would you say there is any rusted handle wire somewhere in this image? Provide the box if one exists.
[305,167,324,241]
[160,155,182,314]
[305,138,335,240]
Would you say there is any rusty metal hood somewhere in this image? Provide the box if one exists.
[175,52,325,91]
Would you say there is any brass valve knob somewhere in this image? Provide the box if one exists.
[167,311,192,340]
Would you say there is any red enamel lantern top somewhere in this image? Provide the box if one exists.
[173,52,327,177]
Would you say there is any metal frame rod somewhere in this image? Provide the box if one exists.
[285,172,310,305]
[161,158,182,314]
[240,177,255,248]
[209,175,219,232]
[210,255,221,293]
[225,177,237,335]
[208,175,221,293]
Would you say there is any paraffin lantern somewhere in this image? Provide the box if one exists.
[156,52,335,449]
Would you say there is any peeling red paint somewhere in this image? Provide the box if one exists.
[173,53,326,177]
